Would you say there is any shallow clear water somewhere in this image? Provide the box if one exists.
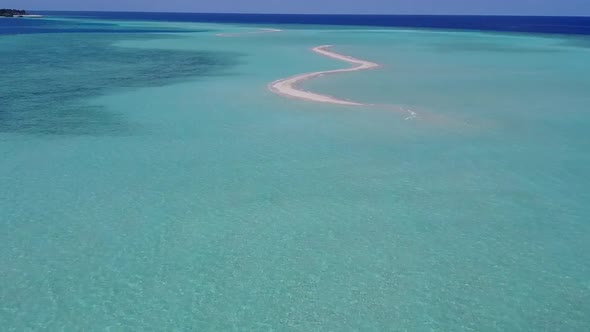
[1,16,589,331]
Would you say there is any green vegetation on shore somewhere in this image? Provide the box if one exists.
[1,9,27,17]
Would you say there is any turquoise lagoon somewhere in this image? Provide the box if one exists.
[1,16,589,330]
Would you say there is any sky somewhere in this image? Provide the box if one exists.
[4,0,590,16]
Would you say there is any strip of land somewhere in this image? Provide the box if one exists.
[269,45,379,106]
[214,27,417,119]
[269,45,417,119]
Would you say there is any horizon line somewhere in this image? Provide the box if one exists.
[27,10,590,18]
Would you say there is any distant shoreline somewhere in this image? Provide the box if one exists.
[0,9,43,18]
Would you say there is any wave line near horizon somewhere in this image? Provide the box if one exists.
[216,28,282,37]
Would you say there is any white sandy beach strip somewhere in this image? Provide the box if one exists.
[213,26,418,119]
[269,45,418,120]
[268,45,380,106]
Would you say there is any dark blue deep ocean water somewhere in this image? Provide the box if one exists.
[0,14,198,35]
[33,11,590,35]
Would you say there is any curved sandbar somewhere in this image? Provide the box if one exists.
[269,45,380,106]
[270,45,417,119]
[213,28,417,119]
[216,28,282,37]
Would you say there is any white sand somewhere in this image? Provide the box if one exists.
[268,45,379,106]
[214,27,418,119]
